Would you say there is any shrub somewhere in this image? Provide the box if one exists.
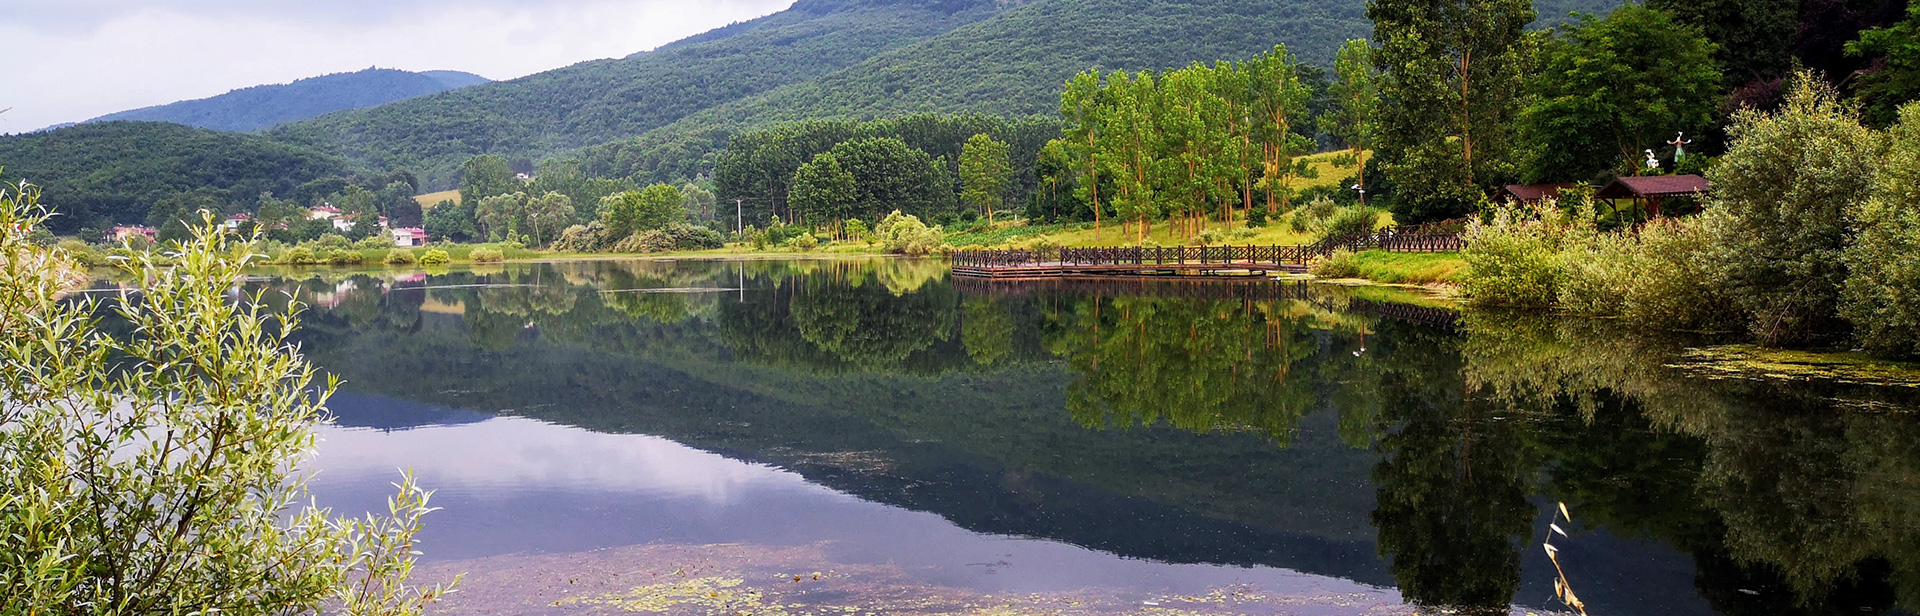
[279,246,319,265]
[1320,207,1382,241]
[313,233,350,249]
[786,232,819,251]
[552,223,604,252]
[875,210,944,256]
[1709,71,1882,346]
[0,196,453,615]
[354,236,392,251]
[57,239,108,268]
[324,248,363,265]
[1843,103,1920,354]
[469,247,505,263]
[418,249,450,265]
[1460,203,1569,309]
[384,249,417,265]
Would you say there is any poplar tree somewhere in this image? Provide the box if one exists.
[1324,39,1381,206]
[1105,70,1164,242]
[790,152,859,234]
[1370,0,1536,223]
[1247,45,1314,215]
[1060,70,1108,238]
[959,134,1012,225]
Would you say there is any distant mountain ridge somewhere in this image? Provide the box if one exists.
[87,67,491,133]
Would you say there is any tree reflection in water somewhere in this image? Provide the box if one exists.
[224,261,1920,615]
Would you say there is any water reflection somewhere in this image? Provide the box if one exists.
[149,259,1920,615]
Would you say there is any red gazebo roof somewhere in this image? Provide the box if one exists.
[1595,175,1711,199]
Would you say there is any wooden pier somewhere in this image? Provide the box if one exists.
[951,246,1314,279]
[951,227,1460,280]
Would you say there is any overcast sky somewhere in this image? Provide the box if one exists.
[1,0,796,133]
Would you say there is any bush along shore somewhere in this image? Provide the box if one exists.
[1460,74,1920,357]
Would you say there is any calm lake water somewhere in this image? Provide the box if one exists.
[164,259,1920,615]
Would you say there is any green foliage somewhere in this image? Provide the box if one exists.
[875,210,944,256]
[1842,103,1920,354]
[1322,39,1380,202]
[1848,3,1920,128]
[423,199,478,242]
[1708,72,1882,346]
[384,248,418,265]
[418,249,451,265]
[1319,206,1382,241]
[1461,202,1570,309]
[457,155,519,209]
[1649,0,1796,86]
[87,67,487,132]
[469,247,505,263]
[1371,0,1537,223]
[1521,4,1722,182]
[959,133,1012,222]
[0,198,453,613]
[0,122,355,233]
[608,223,726,254]
[551,223,605,253]
[598,184,687,241]
[788,152,861,224]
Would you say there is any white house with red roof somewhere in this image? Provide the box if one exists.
[390,227,428,247]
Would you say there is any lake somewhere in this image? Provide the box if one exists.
[201,258,1919,615]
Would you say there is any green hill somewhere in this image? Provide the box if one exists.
[266,0,1008,188]
[581,0,1624,183]
[87,68,491,133]
[0,122,356,234]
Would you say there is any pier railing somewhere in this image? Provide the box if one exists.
[953,227,1461,269]
[952,245,1323,269]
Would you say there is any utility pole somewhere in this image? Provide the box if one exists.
[736,198,744,241]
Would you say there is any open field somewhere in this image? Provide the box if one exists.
[415,189,460,208]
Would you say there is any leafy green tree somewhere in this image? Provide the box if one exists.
[457,155,519,207]
[146,191,223,244]
[0,192,452,614]
[424,199,478,242]
[598,184,686,241]
[1323,39,1381,206]
[680,182,717,221]
[327,185,381,240]
[526,191,575,247]
[1060,70,1110,236]
[1521,5,1723,182]
[1370,0,1536,222]
[1248,45,1316,215]
[1842,102,1920,355]
[382,181,424,227]
[1650,0,1796,86]
[789,152,860,227]
[1707,72,1883,346]
[1847,3,1920,128]
[959,133,1013,224]
[827,137,953,223]
[475,192,527,242]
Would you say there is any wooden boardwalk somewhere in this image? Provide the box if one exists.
[951,227,1460,280]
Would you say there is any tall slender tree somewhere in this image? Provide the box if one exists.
[960,134,1013,225]
[1061,70,1108,239]
[1370,0,1536,223]
[1324,39,1381,206]
[1247,45,1314,215]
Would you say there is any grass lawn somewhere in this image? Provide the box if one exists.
[1315,250,1466,285]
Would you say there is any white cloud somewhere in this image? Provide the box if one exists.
[1,0,793,133]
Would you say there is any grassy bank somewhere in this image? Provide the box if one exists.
[1313,250,1466,285]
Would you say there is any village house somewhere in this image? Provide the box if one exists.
[107,225,156,243]
[390,227,428,247]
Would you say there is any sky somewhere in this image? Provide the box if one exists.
[0,0,796,133]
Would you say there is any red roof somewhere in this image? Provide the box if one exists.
[1596,175,1711,199]
[1500,183,1583,203]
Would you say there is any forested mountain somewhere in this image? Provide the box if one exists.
[267,0,1008,188]
[0,122,356,233]
[580,0,1623,183]
[86,68,490,133]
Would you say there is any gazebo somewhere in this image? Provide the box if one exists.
[1498,183,1584,204]
[1595,175,1711,219]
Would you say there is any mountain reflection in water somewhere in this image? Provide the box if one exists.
[181,259,1920,616]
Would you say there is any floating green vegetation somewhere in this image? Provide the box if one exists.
[1672,345,1920,390]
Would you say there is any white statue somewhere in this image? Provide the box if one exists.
[1667,132,1694,162]
[1645,149,1661,171]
